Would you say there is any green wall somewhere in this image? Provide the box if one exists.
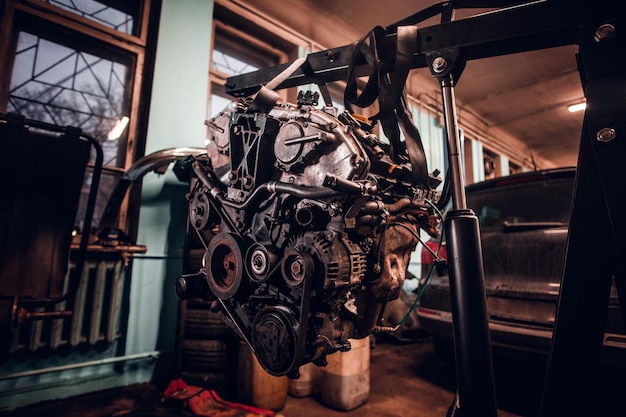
[128,0,213,365]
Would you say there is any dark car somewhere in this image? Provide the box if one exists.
[416,167,626,361]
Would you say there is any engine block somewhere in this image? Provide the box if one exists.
[176,97,440,377]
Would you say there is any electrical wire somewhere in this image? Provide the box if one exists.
[376,198,445,332]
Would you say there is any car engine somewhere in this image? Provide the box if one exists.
[175,90,441,378]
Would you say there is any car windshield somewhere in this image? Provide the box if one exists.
[469,176,574,233]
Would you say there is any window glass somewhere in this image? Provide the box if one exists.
[208,10,293,115]
[208,43,263,121]
[470,177,574,232]
[209,89,233,119]
[212,48,259,78]
[8,31,131,168]
[208,45,259,119]
[42,0,137,35]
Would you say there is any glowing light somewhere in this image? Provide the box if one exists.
[108,116,129,140]
[567,102,586,113]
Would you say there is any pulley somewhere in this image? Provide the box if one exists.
[251,305,301,376]
[205,232,247,299]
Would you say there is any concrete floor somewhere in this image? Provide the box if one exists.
[0,338,530,417]
[2,337,624,417]
[280,337,530,417]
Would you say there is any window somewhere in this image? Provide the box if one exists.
[0,0,159,237]
[209,37,261,118]
[212,43,260,78]
[208,5,295,122]
[8,31,132,168]
[41,0,139,35]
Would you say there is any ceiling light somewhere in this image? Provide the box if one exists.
[108,116,129,140]
[567,102,586,113]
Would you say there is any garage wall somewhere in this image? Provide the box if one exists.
[0,0,214,410]
[128,0,214,370]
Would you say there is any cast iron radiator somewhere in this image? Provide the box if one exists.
[9,256,126,353]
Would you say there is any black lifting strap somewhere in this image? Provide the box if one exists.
[344,25,386,111]
[345,25,430,188]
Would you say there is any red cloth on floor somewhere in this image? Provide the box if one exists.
[164,378,276,417]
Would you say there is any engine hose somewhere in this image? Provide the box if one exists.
[360,200,386,214]
[355,214,379,224]
[323,174,375,196]
[191,161,238,232]
[267,181,341,199]
[384,197,412,213]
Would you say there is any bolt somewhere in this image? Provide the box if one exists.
[290,258,303,277]
[432,57,447,73]
[597,127,617,142]
[242,176,254,189]
[594,23,616,43]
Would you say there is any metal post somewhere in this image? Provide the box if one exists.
[540,17,626,417]
[438,74,498,417]
[440,75,466,211]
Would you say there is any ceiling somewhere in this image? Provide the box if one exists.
[241,0,586,169]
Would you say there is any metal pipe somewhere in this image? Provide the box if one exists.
[99,147,206,230]
[124,147,206,182]
[0,351,163,381]
[440,75,467,210]
[18,309,73,322]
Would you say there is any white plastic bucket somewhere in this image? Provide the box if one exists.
[319,336,370,411]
